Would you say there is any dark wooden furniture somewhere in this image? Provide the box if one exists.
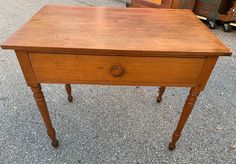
[219,1,236,23]
[194,0,235,31]
[126,0,172,8]
[127,0,196,10]
[1,5,231,150]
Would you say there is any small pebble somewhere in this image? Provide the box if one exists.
[216,126,223,130]
[231,143,236,149]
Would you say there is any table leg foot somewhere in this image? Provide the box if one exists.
[68,96,73,102]
[65,84,73,102]
[168,142,176,151]
[47,128,59,147]
[169,132,181,150]
[51,139,59,148]
[156,96,162,103]
[157,86,166,103]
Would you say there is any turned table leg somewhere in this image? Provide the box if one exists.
[169,88,200,150]
[31,84,59,147]
[157,86,166,103]
[65,84,73,102]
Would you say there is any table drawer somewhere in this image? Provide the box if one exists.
[29,53,205,86]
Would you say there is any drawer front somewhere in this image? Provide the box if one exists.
[29,53,205,86]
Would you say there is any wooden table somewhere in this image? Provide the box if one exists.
[1,5,231,150]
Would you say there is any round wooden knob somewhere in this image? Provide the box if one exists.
[110,65,124,77]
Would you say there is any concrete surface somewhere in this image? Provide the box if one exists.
[0,0,236,163]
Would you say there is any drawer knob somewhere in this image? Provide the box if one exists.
[110,65,124,77]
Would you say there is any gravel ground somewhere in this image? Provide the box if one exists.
[0,0,236,163]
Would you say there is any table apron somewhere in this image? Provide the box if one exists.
[28,53,206,87]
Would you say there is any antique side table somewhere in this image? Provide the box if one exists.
[1,5,231,150]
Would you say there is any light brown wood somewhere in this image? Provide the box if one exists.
[194,56,219,91]
[29,53,205,86]
[1,5,231,57]
[15,51,58,147]
[15,51,37,87]
[31,84,58,147]
[0,5,232,150]
[169,87,200,150]
[169,56,218,150]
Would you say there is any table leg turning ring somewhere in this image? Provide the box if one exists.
[31,84,59,148]
[168,88,200,150]
[30,84,202,149]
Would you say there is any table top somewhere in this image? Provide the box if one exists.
[1,5,231,57]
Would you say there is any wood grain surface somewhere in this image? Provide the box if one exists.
[1,5,231,56]
[29,53,205,86]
